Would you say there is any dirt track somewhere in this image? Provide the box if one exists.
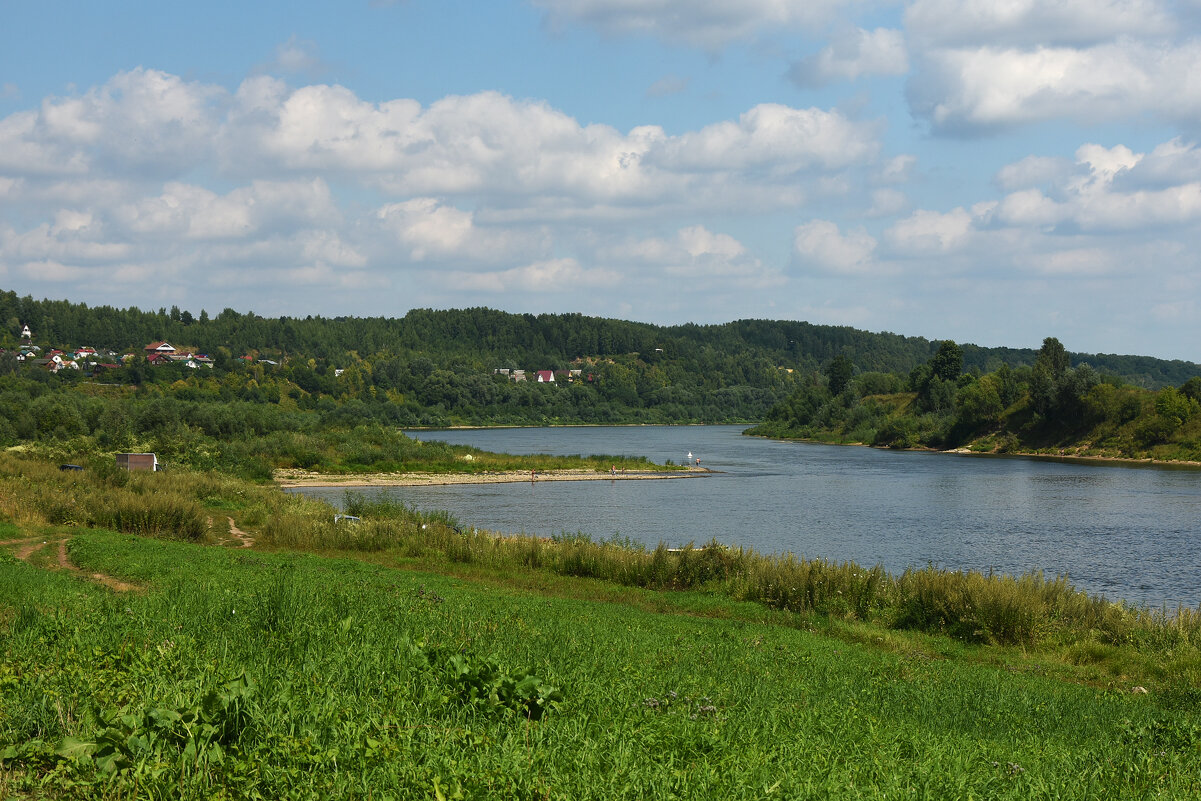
[2,534,141,592]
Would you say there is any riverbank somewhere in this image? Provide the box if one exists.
[745,431,1201,469]
[274,466,712,488]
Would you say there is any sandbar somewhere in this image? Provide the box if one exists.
[275,467,710,488]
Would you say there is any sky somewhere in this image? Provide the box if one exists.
[3,1,1201,361]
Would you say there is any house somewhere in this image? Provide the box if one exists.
[144,341,176,355]
[20,324,31,341]
[535,370,555,383]
[116,453,160,472]
[74,346,97,360]
[511,369,526,382]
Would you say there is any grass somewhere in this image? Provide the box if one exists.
[4,531,1201,799]
[3,453,1201,797]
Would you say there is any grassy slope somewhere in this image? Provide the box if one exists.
[2,528,1200,799]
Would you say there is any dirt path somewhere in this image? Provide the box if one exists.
[227,517,254,549]
[208,516,255,548]
[14,538,50,561]
[1,534,140,592]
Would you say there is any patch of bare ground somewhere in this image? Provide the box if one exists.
[54,539,142,592]
[208,516,255,548]
[1,534,141,592]
[227,517,254,549]
[13,538,49,561]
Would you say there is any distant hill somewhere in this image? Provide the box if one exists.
[2,290,1198,388]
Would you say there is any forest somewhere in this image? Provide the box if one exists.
[748,338,1201,462]
[3,290,1201,474]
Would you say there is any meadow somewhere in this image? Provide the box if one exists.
[3,453,1201,798]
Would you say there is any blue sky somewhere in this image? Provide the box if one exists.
[3,0,1201,361]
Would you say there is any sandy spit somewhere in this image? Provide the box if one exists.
[275,467,711,488]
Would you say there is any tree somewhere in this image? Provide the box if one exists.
[930,341,963,382]
[825,355,853,396]
[1035,337,1070,380]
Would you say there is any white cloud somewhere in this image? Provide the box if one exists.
[264,36,329,76]
[603,225,779,285]
[647,103,877,173]
[375,198,548,264]
[877,154,915,184]
[993,189,1068,228]
[905,0,1173,47]
[789,28,908,87]
[450,258,618,293]
[0,68,224,177]
[531,0,847,49]
[884,207,979,254]
[1027,247,1124,276]
[646,75,690,97]
[793,219,879,273]
[908,40,1201,132]
[867,188,909,217]
[217,82,877,212]
[994,155,1074,191]
[114,179,338,240]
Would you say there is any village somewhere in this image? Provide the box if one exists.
[4,322,597,387]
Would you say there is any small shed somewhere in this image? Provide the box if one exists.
[116,453,160,472]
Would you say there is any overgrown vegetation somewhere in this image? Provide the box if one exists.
[3,456,1201,797]
[3,453,1198,656]
[749,337,1201,461]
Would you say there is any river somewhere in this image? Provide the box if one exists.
[290,425,1201,608]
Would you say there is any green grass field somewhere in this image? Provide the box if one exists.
[3,455,1201,798]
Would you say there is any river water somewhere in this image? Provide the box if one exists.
[291,425,1201,608]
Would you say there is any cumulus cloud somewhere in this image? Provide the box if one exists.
[375,198,549,265]
[793,219,878,273]
[530,0,846,50]
[908,34,1201,133]
[994,155,1074,191]
[602,225,781,286]
[985,142,1201,232]
[789,28,908,87]
[905,0,1173,48]
[113,179,338,240]
[216,80,876,212]
[449,258,618,293]
[0,68,223,177]
[885,206,982,254]
[0,67,890,314]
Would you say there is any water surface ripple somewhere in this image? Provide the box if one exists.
[290,426,1201,608]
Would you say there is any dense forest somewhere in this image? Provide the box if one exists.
[3,290,1199,388]
[3,290,1201,476]
[748,338,1201,462]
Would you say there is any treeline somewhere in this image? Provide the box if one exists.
[4,290,1199,388]
[748,338,1201,462]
